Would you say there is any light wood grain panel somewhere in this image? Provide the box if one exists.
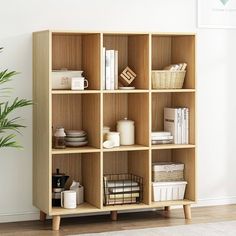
[52,34,82,70]
[82,94,100,148]
[128,151,150,204]
[33,30,51,214]
[173,149,196,201]
[103,152,128,175]
[82,34,100,89]
[82,153,101,208]
[103,35,128,73]
[152,36,171,70]
[171,36,195,89]
[103,93,128,131]
[52,94,82,131]
[52,154,82,189]
[152,150,172,162]
[128,93,149,146]
[172,93,195,144]
[152,93,171,131]
[128,35,149,89]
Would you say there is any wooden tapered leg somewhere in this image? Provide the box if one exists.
[111,211,118,221]
[52,215,61,231]
[164,206,170,211]
[40,211,46,222]
[183,204,191,219]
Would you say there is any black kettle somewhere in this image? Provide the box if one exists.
[52,168,69,189]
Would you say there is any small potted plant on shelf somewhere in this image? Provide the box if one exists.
[0,47,32,148]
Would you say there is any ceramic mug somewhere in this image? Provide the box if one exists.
[61,190,77,209]
[71,77,88,90]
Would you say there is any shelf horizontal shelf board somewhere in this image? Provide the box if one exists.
[51,202,100,215]
[103,145,149,152]
[150,199,195,208]
[151,89,195,93]
[51,90,100,94]
[152,144,195,150]
[52,146,100,155]
[103,89,149,94]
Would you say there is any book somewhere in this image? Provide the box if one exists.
[103,47,106,90]
[105,50,111,90]
[108,192,140,199]
[177,108,182,144]
[182,108,186,144]
[185,108,189,144]
[114,50,118,89]
[109,186,140,193]
[164,108,178,144]
[110,50,115,90]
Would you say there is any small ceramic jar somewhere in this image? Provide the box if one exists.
[107,132,120,147]
[54,127,66,149]
[117,118,135,145]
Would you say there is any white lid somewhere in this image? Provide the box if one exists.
[117,117,134,124]
[152,181,187,187]
[54,128,66,137]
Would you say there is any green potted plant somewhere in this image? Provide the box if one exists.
[0,47,32,148]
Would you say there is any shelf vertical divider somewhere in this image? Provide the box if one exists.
[100,33,104,209]
[148,34,152,205]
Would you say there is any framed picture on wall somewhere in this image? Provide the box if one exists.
[198,0,236,28]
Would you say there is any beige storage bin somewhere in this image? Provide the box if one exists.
[152,162,184,182]
[152,70,186,89]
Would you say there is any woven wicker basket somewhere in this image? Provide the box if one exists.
[152,70,186,89]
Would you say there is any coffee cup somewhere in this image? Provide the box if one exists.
[71,77,88,90]
[61,190,77,209]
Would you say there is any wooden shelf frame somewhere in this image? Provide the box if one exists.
[33,30,196,230]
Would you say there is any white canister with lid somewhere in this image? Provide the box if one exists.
[107,132,120,147]
[117,118,135,145]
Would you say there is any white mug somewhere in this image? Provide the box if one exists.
[61,190,77,209]
[71,77,88,90]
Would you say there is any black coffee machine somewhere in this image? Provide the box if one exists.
[52,169,69,207]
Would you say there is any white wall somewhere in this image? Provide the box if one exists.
[0,0,236,222]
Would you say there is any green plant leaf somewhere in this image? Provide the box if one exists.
[0,134,22,149]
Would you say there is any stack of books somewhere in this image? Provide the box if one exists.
[104,178,141,205]
[103,48,118,90]
[164,107,189,144]
[151,132,173,145]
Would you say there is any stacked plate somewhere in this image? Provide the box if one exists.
[65,130,88,147]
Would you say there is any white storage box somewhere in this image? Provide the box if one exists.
[52,70,83,89]
[152,162,184,182]
[152,181,187,201]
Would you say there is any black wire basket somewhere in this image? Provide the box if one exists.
[103,173,143,206]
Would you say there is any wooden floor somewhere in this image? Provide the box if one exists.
[0,205,236,236]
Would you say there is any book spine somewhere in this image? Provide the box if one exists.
[110,50,115,90]
[186,108,189,144]
[114,50,118,89]
[103,47,106,90]
[177,108,182,144]
[182,108,185,144]
[105,50,111,90]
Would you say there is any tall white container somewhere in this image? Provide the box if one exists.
[117,118,135,145]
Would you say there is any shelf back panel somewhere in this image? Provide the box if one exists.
[52,94,82,131]
[152,36,172,70]
[103,152,128,174]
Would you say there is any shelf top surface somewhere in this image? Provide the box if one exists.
[52,146,100,155]
[34,29,196,36]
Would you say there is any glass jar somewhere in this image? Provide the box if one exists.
[54,128,66,149]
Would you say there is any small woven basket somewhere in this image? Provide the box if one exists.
[152,70,186,89]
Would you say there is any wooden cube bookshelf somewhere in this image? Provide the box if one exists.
[33,30,196,230]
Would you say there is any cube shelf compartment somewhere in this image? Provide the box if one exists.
[33,30,196,231]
